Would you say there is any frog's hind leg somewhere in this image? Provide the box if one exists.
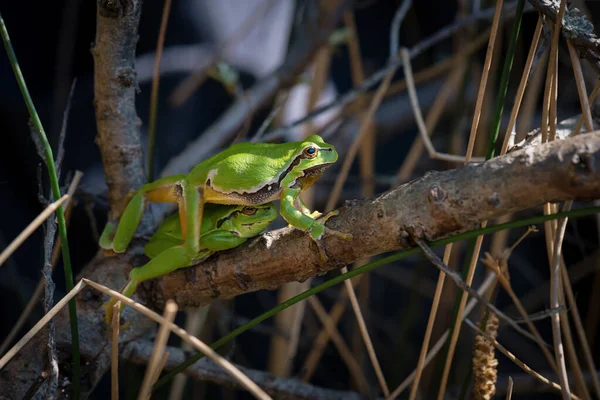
[100,175,187,253]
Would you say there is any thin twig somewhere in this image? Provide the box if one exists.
[389,0,413,58]
[407,246,452,400]
[111,301,121,400]
[147,0,173,181]
[0,195,69,266]
[138,300,178,399]
[400,47,485,163]
[0,171,82,356]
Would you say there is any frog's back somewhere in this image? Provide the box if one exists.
[189,141,300,193]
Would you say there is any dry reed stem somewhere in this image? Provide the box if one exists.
[549,205,573,400]
[573,80,600,135]
[506,376,514,400]
[0,194,69,266]
[408,245,453,400]
[517,49,548,135]
[463,0,504,162]
[300,276,361,381]
[138,300,178,399]
[111,301,121,400]
[465,318,581,400]
[500,16,543,154]
[436,1,504,396]
[150,352,170,387]
[340,265,390,396]
[0,170,82,356]
[307,296,370,393]
[147,0,172,181]
[0,279,86,369]
[386,273,497,399]
[400,48,485,163]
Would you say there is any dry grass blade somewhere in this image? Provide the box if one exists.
[506,376,514,400]
[464,318,581,400]
[340,266,390,396]
[0,279,86,368]
[0,194,69,266]
[111,301,121,400]
[387,273,497,399]
[300,276,361,381]
[307,296,370,393]
[408,246,452,400]
[82,280,272,399]
[0,170,82,355]
[500,15,543,154]
[400,48,485,163]
[138,300,178,399]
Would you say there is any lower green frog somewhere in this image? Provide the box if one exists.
[104,202,277,323]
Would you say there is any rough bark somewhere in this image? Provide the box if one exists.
[92,0,147,220]
[147,132,600,308]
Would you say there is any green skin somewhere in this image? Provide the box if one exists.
[99,135,352,264]
[104,203,277,323]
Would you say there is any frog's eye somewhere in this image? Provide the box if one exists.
[303,146,318,159]
[241,207,257,215]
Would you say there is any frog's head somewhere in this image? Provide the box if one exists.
[296,134,338,182]
[231,203,278,238]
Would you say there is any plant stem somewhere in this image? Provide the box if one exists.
[0,13,80,398]
[154,205,600,390]
[487,0,525,159]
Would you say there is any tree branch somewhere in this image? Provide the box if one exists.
[148,132,600,308]
[123,340,369,400]
[92,0,147,220]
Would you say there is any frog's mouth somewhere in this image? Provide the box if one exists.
[303,163,333,177]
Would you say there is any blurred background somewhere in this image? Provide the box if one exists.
[1,0,600,398]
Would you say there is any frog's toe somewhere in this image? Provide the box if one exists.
[326,228,353,241]
[316,209,339,223]
[311,237,329,262]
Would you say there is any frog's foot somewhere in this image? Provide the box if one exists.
[316,210,353,241]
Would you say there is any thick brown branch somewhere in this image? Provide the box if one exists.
[149,132,600,309]
[92,0,147,219]
[123,340,368,400]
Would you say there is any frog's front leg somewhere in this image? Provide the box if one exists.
[295,196,322,219]
[99,174,187,253]
[280,187,352,261]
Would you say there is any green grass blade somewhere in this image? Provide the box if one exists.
[154,205,600,391]
[0,13,80,398]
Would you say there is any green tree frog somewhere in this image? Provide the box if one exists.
[99,134,352,262]
[104,203,277,323]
